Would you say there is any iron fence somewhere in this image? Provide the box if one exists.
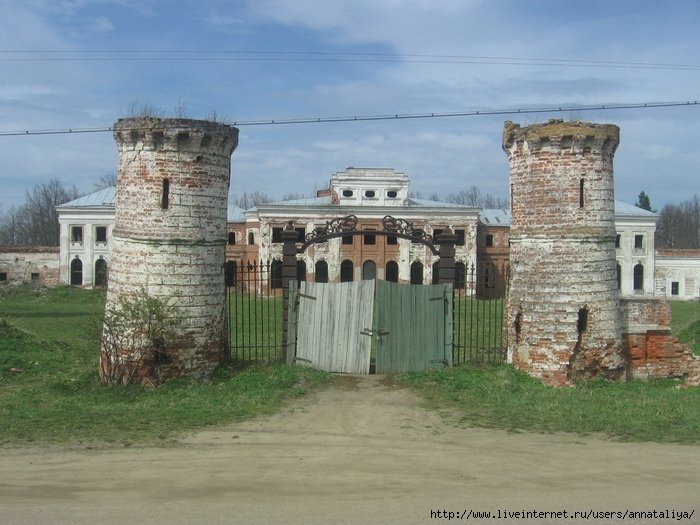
[226,259,508,367]
[226,260,283,365]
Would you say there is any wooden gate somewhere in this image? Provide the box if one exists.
[287,280,452,373]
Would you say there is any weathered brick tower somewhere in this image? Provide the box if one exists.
[503,119,626,386]
[101,117,238,384]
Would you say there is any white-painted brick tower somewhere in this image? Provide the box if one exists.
[503,119,626,386]
[101,117,238,383]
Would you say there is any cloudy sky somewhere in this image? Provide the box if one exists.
[1,0,698,211]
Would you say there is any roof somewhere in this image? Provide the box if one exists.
[614,200,658,217]
[57,186,116,208]
[227,205,246,222]
[406,198,473,208]
[479,208,511,225]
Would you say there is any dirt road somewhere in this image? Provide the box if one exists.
[1,375,698,524]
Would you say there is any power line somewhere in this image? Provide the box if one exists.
[0,50,699,70]
[0,100,697,137]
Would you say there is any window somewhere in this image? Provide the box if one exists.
[225,261,237,287]
[577,308,589,334]
[455,262,466,290]
[633,263,644,291]
[615,234,621,248]
[161,179,170,209]
[340,260,354,282]
[342,190,354,197]
[342,235,353,245]
[227,232,236,245]
[387,190,398,198]
[385,261,399,283]
[297,260,307,282]
[671,281,679,296]
[432,261,440,284]
[270,260,283,289]
[71,226,83,243]
[616,264,621,290]
[363,233,376,245]
[95,258,108,287]
[634,235,644,249]
[433,228,443,238]
[96,226,107,243]
[485,234,494,247]
[30,272,40,281]
[364,190,376,198]
[315,261,328,283]
[248,232,255,245]
[0,272,6,282]
[387,235,398,245]
[362,261,376,280]
[70,258,83,286]
[410,262,423,285]
[485,263,496,289]
[579,178,585,208]
[272,227,283,243]
[295,227,306,242]
[455,229,466,246]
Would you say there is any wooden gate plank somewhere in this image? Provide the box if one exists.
[296,281,373,373]
[286,280,298,365]
[375,281,452,373]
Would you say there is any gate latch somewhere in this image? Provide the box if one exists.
[360,328,390,338]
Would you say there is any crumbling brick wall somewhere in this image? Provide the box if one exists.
[0,246,60,287]
[503,120,626,386]
[620,298,700,385]
[102,117,238,384]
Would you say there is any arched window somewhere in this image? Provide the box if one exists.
[94,258,108,287]
[225,261,237,287]
[410,261,423,285]
[385,261,399,283]
[297,260,307,282]
[70,258,83,286]
[633,263,644,291]
[362,260,376,280]
[455,262,466,290]
[432,261,440,284]
[270,260,283,289]
[340,260,354,282]
[315,261,328,283]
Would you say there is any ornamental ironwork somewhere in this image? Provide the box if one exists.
[304,215,358,244]
[382,215,434,245]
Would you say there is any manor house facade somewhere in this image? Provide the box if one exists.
[49,167,699,300]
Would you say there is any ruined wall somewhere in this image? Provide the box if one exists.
[620,298,700,385]
[0,247,60,287]
[503,120,626,386]
[103,117,238,384]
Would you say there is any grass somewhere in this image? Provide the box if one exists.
[398,366,700,444]
[670,300,700,355]
[0,284,329,447]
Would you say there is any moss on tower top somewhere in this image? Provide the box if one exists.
[503,119,619,151]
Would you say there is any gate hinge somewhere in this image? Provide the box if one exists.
[360,328,390,338]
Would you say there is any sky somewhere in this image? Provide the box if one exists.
[0,0,698,212]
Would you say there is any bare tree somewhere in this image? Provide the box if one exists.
[0,179,80,246]
[93,173,117,191]
[230,191,272,210]
[656,194,700,249]
[280,192,307,201]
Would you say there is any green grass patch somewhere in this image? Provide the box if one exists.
[398,365,700,444]
[0,285,329,446]
[670,301,700,355]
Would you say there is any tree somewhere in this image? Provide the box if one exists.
[93,173,117,191]
[0,179,80,246]
[635,191,653,212]
[230,191,272,210]
[656,194,700,249]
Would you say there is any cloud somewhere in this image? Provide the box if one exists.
[90,15,114,31]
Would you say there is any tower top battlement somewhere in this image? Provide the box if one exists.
[503,119,619,155]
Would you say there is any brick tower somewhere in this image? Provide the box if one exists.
[102,117,238,384]
[502,119,626,386]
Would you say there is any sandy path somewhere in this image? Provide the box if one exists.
[1,375,698,524]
